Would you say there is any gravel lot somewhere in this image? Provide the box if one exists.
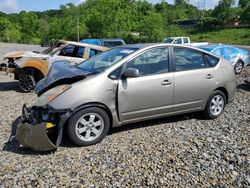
[0,43,249,187]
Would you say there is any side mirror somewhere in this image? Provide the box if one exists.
[121,68,139,78]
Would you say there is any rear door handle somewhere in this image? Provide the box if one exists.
[161,80,172,86]
[206,74,214,79]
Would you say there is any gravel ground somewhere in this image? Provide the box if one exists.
[0,44,249,187]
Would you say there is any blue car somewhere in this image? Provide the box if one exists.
[199,44,249,74]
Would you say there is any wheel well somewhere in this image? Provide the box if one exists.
[237,59,244,64]
[215,87,228,103]
[72,102,113,128]
[22,67,44,82]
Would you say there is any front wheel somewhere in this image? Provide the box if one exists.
[204,90,226,119]
[68,107,110,146]
[234,61,244,74]
[19,74,36,92]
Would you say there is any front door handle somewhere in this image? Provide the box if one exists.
[206,74,214,79]
[161,80,172,86]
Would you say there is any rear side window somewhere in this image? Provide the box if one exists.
[213,48,222,56]
[174,47,206,71]
[204,54,219,67]
[183,38,189,43]
[224,47,236,54]
[76,47,85,58]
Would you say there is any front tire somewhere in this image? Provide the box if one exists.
[234,61,244,74]
[204,90,226,119]
[19,74,36,92]
[68,107,110,146]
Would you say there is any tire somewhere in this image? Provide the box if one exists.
[68,107,110,146]
[19,74,36,92]
[204,90,226,119]
[234,61,244,74]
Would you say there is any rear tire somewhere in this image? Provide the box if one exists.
[234,61,244,74]
[68,107,110,146]
[204,90,226,119]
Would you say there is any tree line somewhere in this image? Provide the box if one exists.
[0,0,249,44]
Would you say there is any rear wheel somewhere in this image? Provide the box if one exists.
[68,107,110,146]
[204,90,226,119]
[234,61,244,74]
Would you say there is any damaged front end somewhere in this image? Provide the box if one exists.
[16,104,72,151]
[0,57,19,75]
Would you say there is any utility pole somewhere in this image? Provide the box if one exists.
[77,9,80,42]
[201,0,206,41]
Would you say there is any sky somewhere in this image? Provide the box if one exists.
[0,0,236,14]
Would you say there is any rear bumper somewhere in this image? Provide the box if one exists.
[16,104,71,151]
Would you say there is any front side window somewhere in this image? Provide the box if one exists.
[174,47,206,71]
[126,48,169,76]
[174,38,182,44]
[59,45,75,57]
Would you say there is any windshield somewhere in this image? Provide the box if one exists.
[164,38,174,43]
[78,47,137,73]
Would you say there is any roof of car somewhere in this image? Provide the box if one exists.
[59,40,109,51]
[117,43,204,50]
[198,44,234,51]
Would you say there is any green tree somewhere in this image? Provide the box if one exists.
[0,17,20,42]
[139,13,164,42]
[212,0,236,26]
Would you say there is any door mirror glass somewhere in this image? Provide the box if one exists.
[122,68,139,78]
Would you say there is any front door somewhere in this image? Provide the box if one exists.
[118,47,174,122]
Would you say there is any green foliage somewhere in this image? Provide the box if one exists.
[0,0,249,45]
[0,17,20,42]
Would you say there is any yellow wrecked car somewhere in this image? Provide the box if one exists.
[0,40,109,92]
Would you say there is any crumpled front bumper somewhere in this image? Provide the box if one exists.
[16,104,71,151]
[16,122,57,151]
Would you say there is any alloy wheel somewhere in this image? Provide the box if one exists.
[209,95,225,116]
[75,113,104,142]
[19,74,35,92]
[235,62,243,74]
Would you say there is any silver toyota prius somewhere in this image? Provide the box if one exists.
[16,44,236,151]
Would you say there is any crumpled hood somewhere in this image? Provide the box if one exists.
[4,51,50,59]
[35,61,90,96]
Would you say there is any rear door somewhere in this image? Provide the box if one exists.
[173,47,216,113]
[118,47,174,122]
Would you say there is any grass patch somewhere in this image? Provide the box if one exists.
[189,28,250,45]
